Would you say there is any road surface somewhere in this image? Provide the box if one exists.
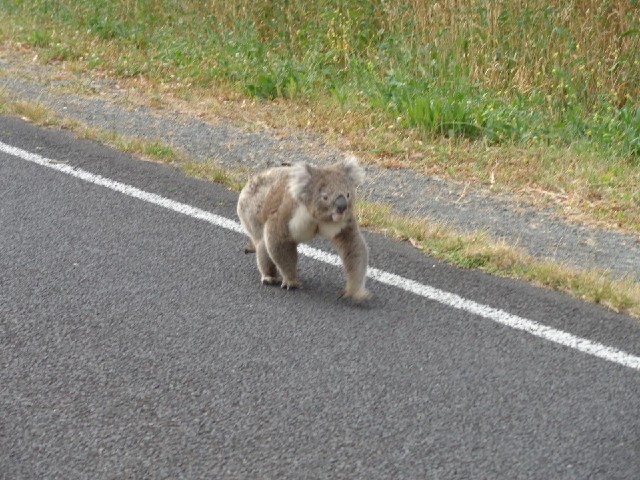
[1,116,639,479]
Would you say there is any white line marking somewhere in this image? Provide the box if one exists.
[2,140,639,371]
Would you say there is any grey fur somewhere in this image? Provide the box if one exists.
[237,158,371,300]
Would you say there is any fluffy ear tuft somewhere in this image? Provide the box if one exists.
[341,155,365,186]
[288,162,312,200]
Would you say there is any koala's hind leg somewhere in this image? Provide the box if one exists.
[244,240,256,254]
[237,202,259,254]
[332,225,371,301]
[264,227,301,290]
[256,240,281,285]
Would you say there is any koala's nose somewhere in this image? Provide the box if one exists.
[335,195,347,213]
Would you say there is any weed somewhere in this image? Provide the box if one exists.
[182,162,247,192]
[143,142,178,162]
[8,100,58,126]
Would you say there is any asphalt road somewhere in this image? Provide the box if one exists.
[1,116,639,479]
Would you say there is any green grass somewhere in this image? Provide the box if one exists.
[182,161,246,192]
[1,0,638,155]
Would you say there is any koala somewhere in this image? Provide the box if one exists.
[237,156,370,301]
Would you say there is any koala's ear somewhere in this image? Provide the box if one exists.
[341,155,365,186]
[288,162,312,200]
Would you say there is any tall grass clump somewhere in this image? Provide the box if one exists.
[1,0,639,156]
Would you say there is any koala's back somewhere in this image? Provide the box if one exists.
[237,167,291,241]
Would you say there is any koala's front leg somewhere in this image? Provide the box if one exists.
[264,222,302,290]
[332,224,371,301]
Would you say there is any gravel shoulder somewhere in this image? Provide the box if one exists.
[1,54,639,281]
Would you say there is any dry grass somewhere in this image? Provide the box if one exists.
[5,99,60,126]
[181,161,247,192]
[390,0,638,103]
[357,202,640,318]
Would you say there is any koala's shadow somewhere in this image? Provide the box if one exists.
[239,251,383,311]
[266,279,382,311]
[238,227,386,310]
[293,256,384,311]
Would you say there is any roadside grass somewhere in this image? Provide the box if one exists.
[181,162,247,193]
[2,94,639,319]
[0,92,248,189]
[357,203,640,318]
[4,99,59,127]
[1,0,639,233]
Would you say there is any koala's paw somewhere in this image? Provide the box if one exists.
[339,287,372,302]
[281,278,302,290]
[244,240,256,254]
[261,276,282,286]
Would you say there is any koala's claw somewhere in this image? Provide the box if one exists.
[281,278,302,290]
[339,288,372,302]
[261,276,282,286]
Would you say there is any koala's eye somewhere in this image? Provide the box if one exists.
[346,193,350,199]
[322,194,329,201]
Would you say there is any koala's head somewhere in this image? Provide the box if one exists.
[289,156,365,223]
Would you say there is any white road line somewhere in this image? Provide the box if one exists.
[2,139,640,372]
